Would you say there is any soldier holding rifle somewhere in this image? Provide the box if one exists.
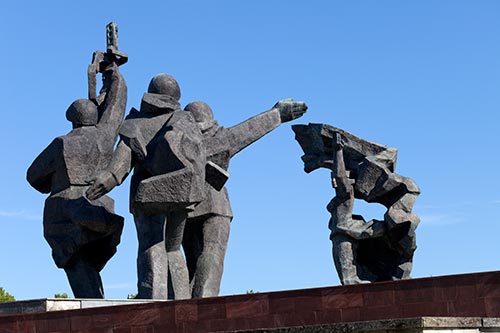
[27,23,128,298]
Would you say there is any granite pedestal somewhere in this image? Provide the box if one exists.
[1,271,499,332]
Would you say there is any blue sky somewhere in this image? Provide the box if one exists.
[1,1,499,299]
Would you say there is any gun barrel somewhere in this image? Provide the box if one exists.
[106,22,119,51]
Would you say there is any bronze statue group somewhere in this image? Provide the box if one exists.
[27,23,419,300]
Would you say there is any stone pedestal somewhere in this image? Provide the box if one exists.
[0,271,499,332]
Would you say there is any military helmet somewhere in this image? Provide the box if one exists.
[66,99,98,126]
[147,73,181,101]
[184,101,214,123]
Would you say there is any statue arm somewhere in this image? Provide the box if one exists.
[107,139,134,184]
[26,139,59,194]
[226,108,282,157]
[327,133,359,236]
[86,139,134,200]
[96,63,127,134]
[329,135,387,239]
[226,99,307,156]
[331,135,353,199]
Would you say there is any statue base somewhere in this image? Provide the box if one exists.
[1,270,499,332]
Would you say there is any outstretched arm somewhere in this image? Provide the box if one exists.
[227,98,307,157]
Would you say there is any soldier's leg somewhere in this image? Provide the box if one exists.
[331,234,366,285]
[165,210,190,300]
[191,215,230,298]
[182,218,204,291]
[65,257,104,298]
[134,210,168,299]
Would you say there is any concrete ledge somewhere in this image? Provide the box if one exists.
[0,298,157,315]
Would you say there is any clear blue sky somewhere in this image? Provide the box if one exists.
[1,1,499,300]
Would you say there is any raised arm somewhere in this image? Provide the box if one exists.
[227,98,307,157]
[96,63,127,137]
[331,133,353,199]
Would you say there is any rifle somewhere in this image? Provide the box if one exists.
[331,132,352,196]
[88,22,128,105]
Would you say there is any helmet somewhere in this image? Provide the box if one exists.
[147,73,181,101]
[66,99,98,126]
[184,101,214,123]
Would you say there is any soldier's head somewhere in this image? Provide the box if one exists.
[184,101,218,134]
[66,99,98,128]
[140,74,182,114]
[148,73,181,101]
[184,101,214,122]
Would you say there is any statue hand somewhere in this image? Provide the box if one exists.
[85,171,118,200]
[274,98,308,122]
[101,60,118,73]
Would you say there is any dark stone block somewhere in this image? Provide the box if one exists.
[484,297,500,316]
[395,284,435,304]
[362,288,395,307]
[322,290,363,309]
[476,273,500,298]
[69,314,94,331]
[359,305,403,321]
[401,301,448,318]
[226,296,270,319]
[174,302,198,323]
[340,307,361,322]
[46,314,70,331]
[197,299,226,321]
[268,297,295,314]
[313,309,342,325]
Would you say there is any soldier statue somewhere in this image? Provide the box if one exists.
[182,99,307,298]
[86,73,206,300]
[294,124,420,284]
[27,23,128,297]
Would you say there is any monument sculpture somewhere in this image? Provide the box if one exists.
[86,97,307,300]
[293,123,420,284]
[182,99,308,298]
[86,73,207,300]
[26,23,128,298]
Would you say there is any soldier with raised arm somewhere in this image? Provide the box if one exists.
[26,23,128,298]
[182,99,307,298]
[328,133,386,284]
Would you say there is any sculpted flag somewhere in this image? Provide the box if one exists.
[293,123,420,284]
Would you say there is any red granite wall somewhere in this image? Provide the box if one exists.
[0,270,499,332]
